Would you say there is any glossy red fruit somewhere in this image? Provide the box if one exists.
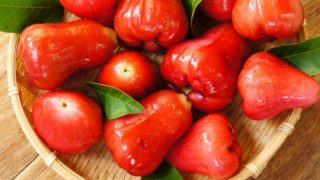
[161,23,249,112]
[114,0,189,51]
[98,51,158,99]
[238,52,320,120]
[200,0,236,21]
[104,90,192,176]
[32,90,103,154]
[232,0,304,41]
[18,20,118,90]
[168,113,241,179]
[60,0,118,27]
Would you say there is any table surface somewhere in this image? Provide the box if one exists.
[1,1,320,179]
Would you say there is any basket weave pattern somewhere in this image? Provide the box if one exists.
[6,9,313,180]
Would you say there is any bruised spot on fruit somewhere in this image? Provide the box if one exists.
[48,43,55,50]
[62,102,68,108]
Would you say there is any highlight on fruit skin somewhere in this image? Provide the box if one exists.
[9,0,320,179]
[167,113,241,179]
[98,51,158,99]
[32,90,103,154]
[232,0,304,42]
[18,20,118,90]
[161,23,250,112]
[200,0,236,21]
[114,0,189,51]
[104,90,192,176]
[238,52,320,120]
[59,0,118,27]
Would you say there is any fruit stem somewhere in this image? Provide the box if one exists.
[181,86,192,95]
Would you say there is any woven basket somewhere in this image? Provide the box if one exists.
[6,7,315,180]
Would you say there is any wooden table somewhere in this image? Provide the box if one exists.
[1,1,320,179]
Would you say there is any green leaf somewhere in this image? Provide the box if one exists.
[142,161,182,180]
[268,36,320,76]
[182,0,202,27]
[87,82,144,120]
[0,0,64,33]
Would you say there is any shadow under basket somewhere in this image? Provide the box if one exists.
[7,19,310,180]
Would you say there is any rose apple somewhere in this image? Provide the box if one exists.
[161,23,250,112]
[32,90,103,154]
[104,90,192,176]
[232,0,304,41]
[114,0,189,51]
[18,20,118,90]
[200,0,236,21]
[238,52,320,120]
[60,0,118,27]
[98,51,158,99]
[168,113,241,179]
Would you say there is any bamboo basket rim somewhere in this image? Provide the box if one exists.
[6,31,304,180]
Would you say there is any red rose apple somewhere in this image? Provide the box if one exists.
[114,0,189,51]
[32,90,103,154]
[238,52,320,120]
[98,51,158,99]
[168,113,241,179]
[104,90,192,176]
[200,0,236,21]
[232,0,304,41]
[18,20,118,90]
[60,0,118,27]
[161,23,250,112]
